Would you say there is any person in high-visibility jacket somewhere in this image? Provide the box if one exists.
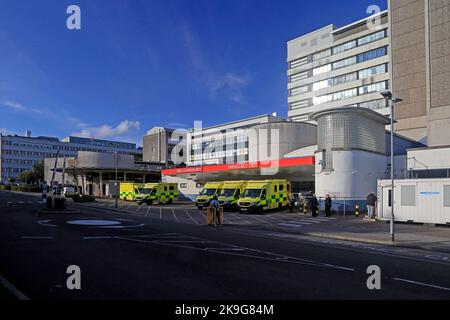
[209,195,221,226]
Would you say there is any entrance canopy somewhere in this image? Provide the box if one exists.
[162,156,315,182]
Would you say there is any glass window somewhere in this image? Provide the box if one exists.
[290,56,308,69]
[313,64,331,76]
[313,49,331,61]
[358,30,386,46]
[290,71,308,82]
[332,40,356,55]
[332,56,357,70]
[357,47,386,63]
[358,81,387,95]
[290,85,308,96]
[359,64,387,79]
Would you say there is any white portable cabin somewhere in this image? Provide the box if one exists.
[377,178,450,225]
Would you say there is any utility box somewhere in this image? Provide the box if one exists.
[377,178,450,225]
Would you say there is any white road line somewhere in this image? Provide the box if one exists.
[136,205,141,212]
[160,207,162,219]
[83,236,116,239]
[21,236,53,239]
[18,201,24,204]
[0,273,29,300]
[393,278,450,291]
[146,207,151,216]
[278,223,304,228]
[185,210,200,225]
[172,208,178,222]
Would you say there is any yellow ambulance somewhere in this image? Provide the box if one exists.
[195,182,223,209]
[119,182,145,201]
[135,183,179,205]
[217,180,248,210]
[238,179,290,214]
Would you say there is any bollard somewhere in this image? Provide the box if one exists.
[355,203,360,217]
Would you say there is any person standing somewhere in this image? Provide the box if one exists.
[310,194,319,217]
[209,195,221,226]
[288,193,296,213]
[366,192,377,219]
[324,194,332,217]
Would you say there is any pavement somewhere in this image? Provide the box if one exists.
[2,190,450,299]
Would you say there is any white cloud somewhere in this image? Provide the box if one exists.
[209,73,251,103]
[1,100,41,113]
[72,120,140,140]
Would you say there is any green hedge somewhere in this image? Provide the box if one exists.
[0,185,11,191]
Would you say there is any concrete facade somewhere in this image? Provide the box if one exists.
[143,127,187,166]
[389,0,450,145]
[287,11,390,123]
[0,133,142,184]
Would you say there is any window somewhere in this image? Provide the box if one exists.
[358,81,387,95]
[332,40,356,55]
[358,30,386,46]
[169,186,175,191]
[290,100,310,109]
[359,99,386,110]
[290,56,308,69]
[290,86,308,96]
[313,64,331,76]
[290,71,308,82]
[313,49,331,61]
[312,79,331,91]
[401,185,416,206]
[444,186,450,207]
[279,185,284,191]
[357,47,386,63]
[313,88,357,105]
[332,56,357,70]
[358,64,387,79]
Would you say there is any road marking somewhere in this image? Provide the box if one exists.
[36,219,57,227]
[185,209,200,225]
[278,223,304,228]
[146,207,151,216]
[393,278,450,291]
[18,201,24,204]
[136,205,141,212]
[171,208,178,222]
[0,273,29,300]
[83,236,116,239]
[160,207,162,219]
[283,220,313,225]
[21,236,53,239]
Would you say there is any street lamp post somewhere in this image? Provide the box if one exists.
[381,91,403,242]
[108,142,119,208]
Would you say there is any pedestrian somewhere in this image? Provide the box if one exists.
[298,193,305,213]
[209,195,221,226]
[325,194,332,217]
[310,194,319,217]
[288,193,296,213]
[366,192,377,219]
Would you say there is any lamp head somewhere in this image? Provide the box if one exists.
[380,90,392,100]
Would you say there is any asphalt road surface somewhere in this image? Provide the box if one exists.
[1,190,450,300]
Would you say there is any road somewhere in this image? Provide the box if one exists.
[1,190,450,300]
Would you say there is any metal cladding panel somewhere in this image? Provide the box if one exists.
[317,112,385,154]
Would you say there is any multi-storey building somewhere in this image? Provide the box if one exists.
[143,127,187,166]
[287,10,390,123]
[389,0,450,145]
[0,132,142,183]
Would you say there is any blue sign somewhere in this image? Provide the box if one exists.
[419,192,440,196]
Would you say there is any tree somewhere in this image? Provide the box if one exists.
[18,161,44,185]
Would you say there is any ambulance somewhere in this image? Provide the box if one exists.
[195,182,224,209]
[135,182,179,205]
[238,179,290,214]
[217,180,248,210]
[119,182,145,201]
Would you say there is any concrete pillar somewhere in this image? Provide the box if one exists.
[81,175,86,195]
[99,172,103,197]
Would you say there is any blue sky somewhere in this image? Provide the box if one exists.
[0,0,386,146]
